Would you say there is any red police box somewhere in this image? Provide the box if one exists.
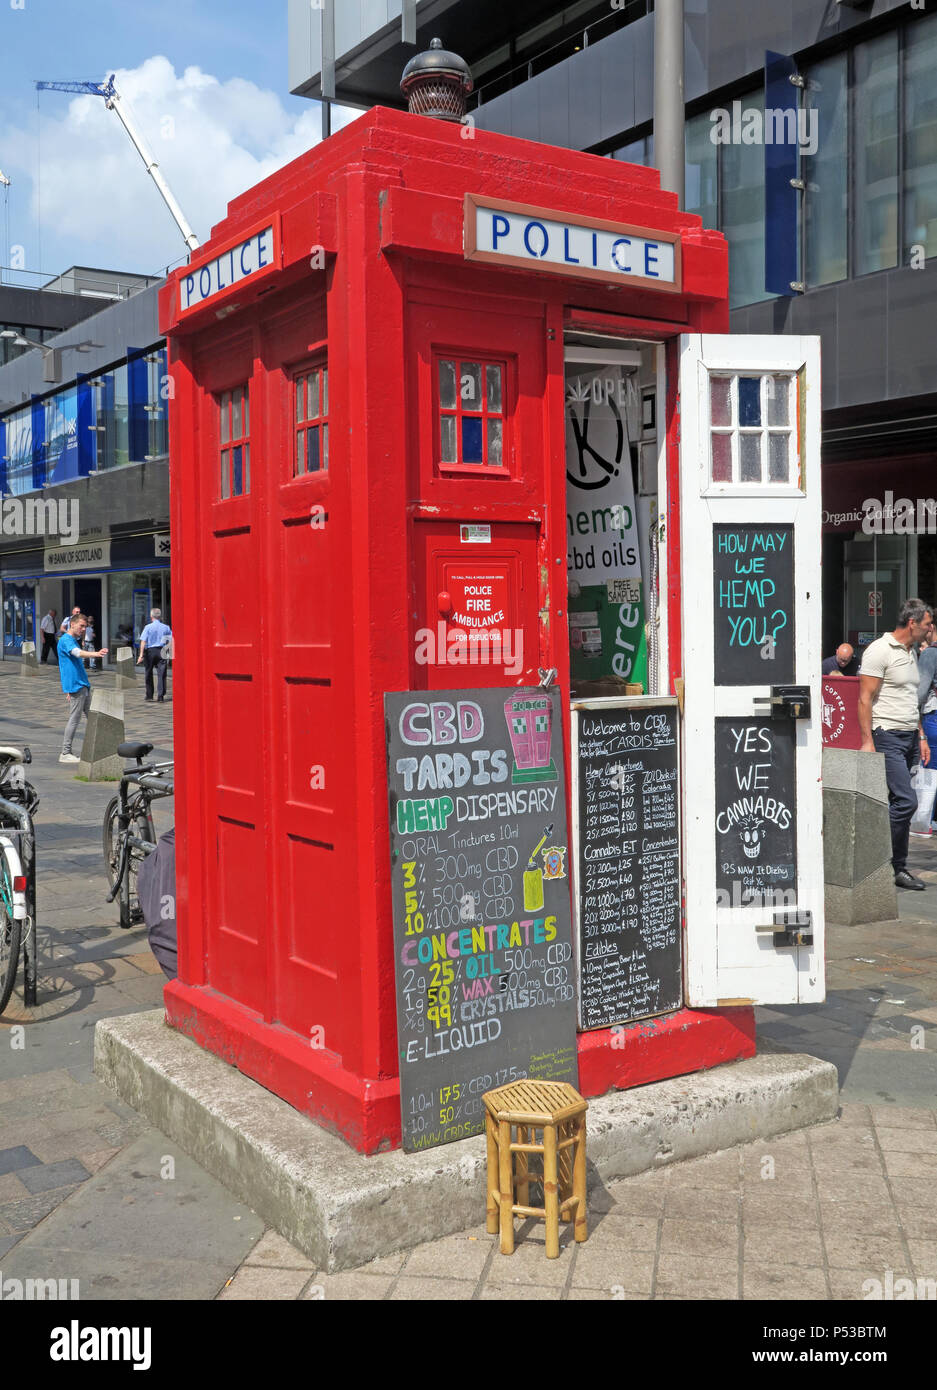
[159,106,753,1154]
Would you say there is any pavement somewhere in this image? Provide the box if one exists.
[1,657,936,1300]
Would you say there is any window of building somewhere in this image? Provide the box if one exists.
[90,364,130,471]
[904,14,937,262]
[145,348,168,459]
[294,363,328,475]
[219,384,250,498]
[855,32,899,276]
[43,387,79,485]
[803,53,848,287]
[721,90,770,309]
[3,407,32,495]
[436,357,506,469]
[685,113,718,231]
[708,372,797,488]
[612,132,654,167]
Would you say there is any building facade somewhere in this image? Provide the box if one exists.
[0,276,169,659]
[290,0,937,654]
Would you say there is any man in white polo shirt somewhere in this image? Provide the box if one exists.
[858,598,933,890]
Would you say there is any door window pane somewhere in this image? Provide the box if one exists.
[739,434,761,483]
[768,433,789,483]
[905,15,937,261]
[711,433,732,483]
[439,359,457,409]
[460,363,482,406]
[738,377,761,426]
[803,53,848,287]
[766,377,789,426]
[855,32,898,275]
[461,416,483,463]
[710,376,731,427]
[440,414,457,463]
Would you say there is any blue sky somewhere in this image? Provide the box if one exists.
[0,0,342,279]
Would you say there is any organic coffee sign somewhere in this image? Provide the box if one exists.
[712,524,794,685]
[385,687,578,1152]
[714,719,797,906]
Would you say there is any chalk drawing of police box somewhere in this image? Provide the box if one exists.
[504,691,558,786]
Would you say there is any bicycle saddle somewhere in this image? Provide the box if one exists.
[0,746,26,764]
[118,741,154,763]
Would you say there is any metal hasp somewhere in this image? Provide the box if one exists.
[400,37,473,122]
[766,685,811,720]
[756,910,814,949]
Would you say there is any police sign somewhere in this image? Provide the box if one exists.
[464,194,680,291]
[178,217,281,315]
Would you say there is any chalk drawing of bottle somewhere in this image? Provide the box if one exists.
[523,824,553,912]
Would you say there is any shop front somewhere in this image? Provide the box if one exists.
[160,104,825,1153]
[1,530,170,659]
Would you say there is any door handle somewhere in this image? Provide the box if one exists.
[437,590,453,617]
[753,685,811,720]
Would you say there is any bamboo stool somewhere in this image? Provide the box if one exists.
[482,1080,588,1258]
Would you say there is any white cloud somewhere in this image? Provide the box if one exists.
[8,56,357,275]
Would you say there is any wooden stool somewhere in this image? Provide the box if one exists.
[483,1080,588,1258]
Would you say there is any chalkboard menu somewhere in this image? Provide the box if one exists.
[572,699,682,1031]
[385,687,578,1153]
[713,524,794,685]
[714,718,797,906]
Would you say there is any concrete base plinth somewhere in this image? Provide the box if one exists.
[95,1009,839,1273]
[823,747,898,925]
[18,641,38,677]
[114,646,137,689]
[77,688,125,781]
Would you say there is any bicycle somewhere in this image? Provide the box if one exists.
[102,741,174,930]
[0,745,39,1016]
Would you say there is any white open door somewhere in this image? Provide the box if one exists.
[680,334,824,1007]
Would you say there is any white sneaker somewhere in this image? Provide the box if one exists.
[59,753,80,763]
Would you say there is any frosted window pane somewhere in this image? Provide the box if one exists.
[487,418,503,466]
[439,360,456,409]
[711,433,732,482]
[710,376,731,427]
[486,364,503,413]
[460,362,482,406]
[308,372,319,419]
[766,376,789,426]
[440,415,457,462]
[768,433,789,482]
[740,434,761,482]
[295,379,304,425]
[295,430,305,476]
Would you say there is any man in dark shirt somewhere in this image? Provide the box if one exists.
[822,643,859,676]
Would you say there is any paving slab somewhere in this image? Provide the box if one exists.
[0,1131,264,1300]
[94,1007,838,1272]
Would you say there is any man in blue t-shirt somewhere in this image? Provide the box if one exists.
[137,608,173,702]
[58,614,107,763]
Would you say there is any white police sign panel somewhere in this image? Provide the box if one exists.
[178,217,281,315]
[464,194,681,292]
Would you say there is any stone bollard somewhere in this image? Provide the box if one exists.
[114,645,137,690]
[19,640,39,677]
[823,746,898,925]
[76,688,126,781]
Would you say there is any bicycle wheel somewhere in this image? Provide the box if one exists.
[0,848,23,1017]
[103,797,153,928]
[103,795,121,890]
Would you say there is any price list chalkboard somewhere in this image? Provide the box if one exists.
[385,687,578,1153]
[573,699,682,1031]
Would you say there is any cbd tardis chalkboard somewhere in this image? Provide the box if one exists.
[385,687,578,1152]
[712,524,794,685]
[572,699,682,1030]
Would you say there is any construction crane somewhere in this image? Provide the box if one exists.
[0,170,10,187]
[35,75,199,253]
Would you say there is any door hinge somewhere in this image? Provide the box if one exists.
[756,909,813,948]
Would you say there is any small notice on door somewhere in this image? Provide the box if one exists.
[460,524,491,544]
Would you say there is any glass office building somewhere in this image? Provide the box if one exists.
[0,279,170,658]
[290,0,937,655]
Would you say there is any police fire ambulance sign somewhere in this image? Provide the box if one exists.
[464,194,681,291]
